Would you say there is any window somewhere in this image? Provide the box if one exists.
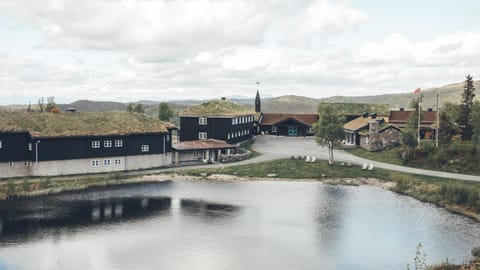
[227,133,230,139]
[0,140,2,149]
[193,152,199,158]
[199,117,207,125]
[114,159,122,165]
[166,135,169,142]
[91,160,99,167]
[199,132,207,140]
[104,140,112,148]
[141,145,149,152]
[8,161,13,167]
[28,143,32,151]
[232,118,235,125]
[23,161,29,167]
[272,126,277,133]
[92,141,100,148]
[308,127,314,133]
[104,159,111,166]
[115,140,123,147]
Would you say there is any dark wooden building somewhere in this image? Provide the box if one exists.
[0,111,176,178]
[179,100,255,144]
[257,113,318,136]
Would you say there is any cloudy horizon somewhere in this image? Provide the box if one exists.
[1,0,480,105]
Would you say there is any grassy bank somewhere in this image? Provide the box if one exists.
[185,159,480,220]
[0,173,142,199]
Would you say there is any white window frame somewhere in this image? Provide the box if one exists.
[103,159,111,166]
[28,143,32,151]
[104,140,112,148]
[166,135,170,142]
[92,141,100,148]
[141,144,149,152]
[0,140,2,149]
[308,127,314,133]
[115,140,123,147]
[193,152,199,158]
[8,161,13,167]
[272,126,277,133]
[114,159,122,165]
[91,160,99,167]
[23,160,29,167]
[199,117,207,125]
[199,132,207,140]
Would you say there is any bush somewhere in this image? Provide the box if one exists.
[472,246,480,258]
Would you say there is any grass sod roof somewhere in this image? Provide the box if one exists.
[0,110,176,138]
[180,100,254,116]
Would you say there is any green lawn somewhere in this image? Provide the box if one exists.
[343,147,404,165]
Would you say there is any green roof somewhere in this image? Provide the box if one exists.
[180,100,254,116]
[0,110,175,137]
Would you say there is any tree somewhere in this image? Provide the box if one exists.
[45,96,57,112]
[126,103,134,112]
[38,97,45,112]
[470,101,480,145]
[315,104,345,165]
[158,102,173,121]
[457,74,475,140]
[438,111,455,151]
[134,103,145,113]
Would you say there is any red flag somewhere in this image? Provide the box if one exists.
[413,87,421,94]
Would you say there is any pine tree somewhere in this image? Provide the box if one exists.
[457,74,475,140]
[158,102,173,121]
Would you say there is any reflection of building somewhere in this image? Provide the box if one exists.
[0,195,171,242]
[0,112,177,178]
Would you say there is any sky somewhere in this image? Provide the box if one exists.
[1,0,480,105]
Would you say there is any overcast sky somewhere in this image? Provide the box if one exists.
[1,0,480,105]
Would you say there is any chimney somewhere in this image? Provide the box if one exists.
[371,113,377,119]
[363,112,368,118]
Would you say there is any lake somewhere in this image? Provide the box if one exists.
[0,180,478,270]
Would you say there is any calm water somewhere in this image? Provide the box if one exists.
[0,180,478,270]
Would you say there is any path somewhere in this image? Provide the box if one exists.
[141,136,480,182]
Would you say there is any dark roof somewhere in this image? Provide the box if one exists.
[172,139,235,151]
[0,110,176,138]
[388,110,437,124]
[259,113,318,126]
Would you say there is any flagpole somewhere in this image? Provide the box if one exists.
[436,92,439,147]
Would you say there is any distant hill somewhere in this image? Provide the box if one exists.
[320,80,480,109]
[58,100,126,112]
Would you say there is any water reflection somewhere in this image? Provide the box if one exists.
[180,199,240,220]
[0,195,171,243]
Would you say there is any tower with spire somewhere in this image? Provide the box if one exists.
[255,81,261,113]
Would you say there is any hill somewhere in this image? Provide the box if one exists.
[320,80,480,109]
[58,100,126,112]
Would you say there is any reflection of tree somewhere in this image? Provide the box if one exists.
[0,196,171,243]
[180,199,240,220]
[315,185,350,250]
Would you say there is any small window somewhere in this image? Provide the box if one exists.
[8,161,13,167]
[199,117,207,125]
[92,141,100,148]
[232,118,235,125]
[227,133,231,139]
[91,160,99,167]
[308,127,314,133]
[199,132,207,140]
[28,143,32,151]
[23,161,29,167]
[141,145,149,152]
[166,135,170,142]
[272,126,277,133]
[115,140,123,147]
[104,140,112,148]
[114,159,122,165]
[193,152,199,158]
[104,159,111,166]
[0,140,2,149]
